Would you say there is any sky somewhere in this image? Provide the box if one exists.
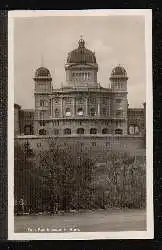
[13,14,146,109]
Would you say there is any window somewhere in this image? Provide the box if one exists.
[78,97,84,104]
[105,121,109,126]
[55,109,59,118]
[37,143,41,148]
[90,108,96,117]
[102,128,109,134]
[64,97,71,104]
[77,108,84,116]
[91,141,96,146]
[115,129,123,135]
[116,98,121,104]
[65,108,71,117]
[54,98,59,104]
[135,126,139,135]
[102,108,107,116]
[64,128,71,135]
[39,129,46,135]
[24,125,32,135]
[77,128,84,134]
[90,128,97,134]
[40,100,45,106]
[106,142,110,147]
[40,111,45,120]
[116,110,123,116]
[129,126,134,135]
[90,97,96,103]
[40,120,45,126]
[53,129,59,135]
[103,98,107,104]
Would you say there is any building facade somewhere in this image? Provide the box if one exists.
[34,38,132,137]
[14,38,146,156]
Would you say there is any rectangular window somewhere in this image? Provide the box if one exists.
[40,120,45,126]
[105,121,109,126]
[116,110,123,116]
[103,98,107,104]
[40,100,45,106]
[91,141,96,146]
[90,97,96,103]
[116,98,121,103]
[40,111,45,120]
[102,108,107,116]
[64,97,71,104]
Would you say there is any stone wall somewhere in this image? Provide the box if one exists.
[15,135,145,162]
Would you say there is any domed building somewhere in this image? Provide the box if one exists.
[14,37,146,156]
[33,38,129,137]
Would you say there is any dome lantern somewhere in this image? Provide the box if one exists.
[78,37,85,48]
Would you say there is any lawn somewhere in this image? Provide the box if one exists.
[14,208,146,233]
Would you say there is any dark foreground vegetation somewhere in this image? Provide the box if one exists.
[14,141,146,215]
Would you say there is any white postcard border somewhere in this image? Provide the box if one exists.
[8,9,153,240]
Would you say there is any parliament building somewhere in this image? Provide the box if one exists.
[15,38,146,156]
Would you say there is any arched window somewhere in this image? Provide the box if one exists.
[90,108,96,117]
[90,128,97,134]
[77,128,84,134]
[64,128,71,135]
[115,129,123,135]
[77,108,83,116]
[55,109,59,118]
[53,129,59,135]
[65,108,71,117]
[102,128,109,134]
[39,129,46,135]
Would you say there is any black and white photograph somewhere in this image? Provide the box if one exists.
[8,10,153,240]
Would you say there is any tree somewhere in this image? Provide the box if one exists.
[101,151,146,208]
[38,142,96,211]
[14,141,49,213]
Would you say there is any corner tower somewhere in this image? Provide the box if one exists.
[65,38,98,88]
[110,65,128,135]
[33,67,52,135]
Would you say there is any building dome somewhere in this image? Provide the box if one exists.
[35,67,51,78]
[111,65,127,77]
[67,38,96,64]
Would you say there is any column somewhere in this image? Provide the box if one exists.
[61,97,63,117]
[85,98,88,115]
[97,103,100,116]
[73,97,75,116]
[51,98,53,118]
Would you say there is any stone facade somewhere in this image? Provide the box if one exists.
[33,38,130,137]
[14,38,146,157]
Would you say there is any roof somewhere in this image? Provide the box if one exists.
[67,38,96,64]
[35,67,51,78]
